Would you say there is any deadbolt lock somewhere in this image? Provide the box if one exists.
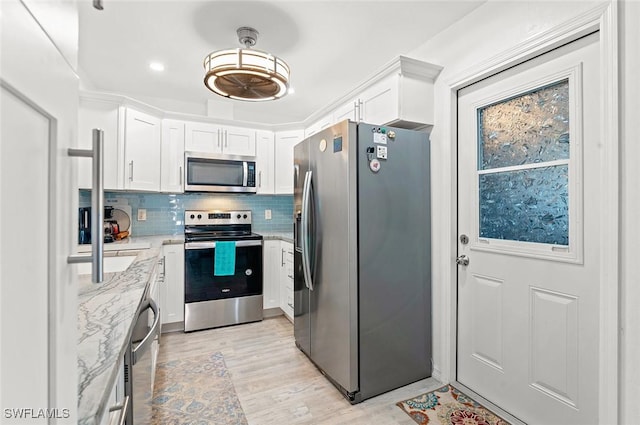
[460,234,469,245]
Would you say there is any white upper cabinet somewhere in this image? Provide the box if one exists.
[124,108,161,191]
[304,113,333,138]
[274,129,304,194]
[161,119,185,193]
[358,75,400,125]
[256,130,275,194]
[223,125,256,156]
[184,121,220,153]
[185,122,256,156]
[78,98,123,190]
[331,57,442,129]
[333,98,360,124]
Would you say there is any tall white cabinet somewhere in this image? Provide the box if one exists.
[1,0,79,421]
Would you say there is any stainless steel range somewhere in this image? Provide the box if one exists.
[184,210,263,332]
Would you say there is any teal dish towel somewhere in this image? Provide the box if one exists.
[214,241,236,276]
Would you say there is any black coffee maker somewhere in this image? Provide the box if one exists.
[78,206,115,244]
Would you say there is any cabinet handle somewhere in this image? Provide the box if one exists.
[353,101,358,121]
[287,303,294,309]
[258,170,262,188]
[129,160,134,181]
[281,249,286,266]
[179,166,183,185]
[108,395,129,425]
[67,128,104,283]
[217,129,221,148]
[92,0,103,10]
[358,99,364,122]
[225,130,228,148]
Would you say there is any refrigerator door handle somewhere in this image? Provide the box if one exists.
[301,171,314,291]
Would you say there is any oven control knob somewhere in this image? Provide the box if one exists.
[197,214,202,219]
[190,214,195,219]
[243,214,247,219]
[237,214,241,219]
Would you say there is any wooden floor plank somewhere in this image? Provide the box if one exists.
[158,316,442,424]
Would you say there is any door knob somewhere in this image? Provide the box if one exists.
[456,255,469,266]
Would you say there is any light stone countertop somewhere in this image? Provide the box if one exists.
[257,231,294,244]
[77,235,183,425]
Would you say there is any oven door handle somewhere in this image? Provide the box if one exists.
[185,240,262,250]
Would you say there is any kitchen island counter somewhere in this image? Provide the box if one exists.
[77,235,183,425]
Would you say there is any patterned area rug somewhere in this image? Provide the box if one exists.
[397,384,511,425]
[152,351,248,425]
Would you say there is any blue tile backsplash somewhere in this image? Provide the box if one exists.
[80,191,294,236]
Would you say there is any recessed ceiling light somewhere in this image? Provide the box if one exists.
[288,87,296,95]
[149,62,165,72]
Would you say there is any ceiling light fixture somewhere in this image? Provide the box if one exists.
[149,62,165,72]
[203,27,290,102]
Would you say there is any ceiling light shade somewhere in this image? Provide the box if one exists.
[204,27,290,101]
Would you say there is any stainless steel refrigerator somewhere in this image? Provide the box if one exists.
[293,120,431,404]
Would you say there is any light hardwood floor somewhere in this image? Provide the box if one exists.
[158,316,442,425]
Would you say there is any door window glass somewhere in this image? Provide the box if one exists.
[477,79,570,246]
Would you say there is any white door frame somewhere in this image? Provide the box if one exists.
[443,3,619,424]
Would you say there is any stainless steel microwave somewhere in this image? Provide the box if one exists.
[184,152,256,193]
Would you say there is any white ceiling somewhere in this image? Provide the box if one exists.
[78,1,485,125]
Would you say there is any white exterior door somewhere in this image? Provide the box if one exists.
[457,33,600,425]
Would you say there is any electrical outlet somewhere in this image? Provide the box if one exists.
[265,209,272,220]
[137,208,147,221]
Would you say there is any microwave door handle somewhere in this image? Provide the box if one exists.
[243,161,248,187]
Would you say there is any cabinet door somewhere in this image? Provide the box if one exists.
[305,113,333,138]
[359,75,399,126]
[78,99,123,190]
[333,99,359,124]
[1,0,78,420]
[124,108,161,191]
[222,125,256,156]
[185,121,222,153]
[256,131,275,194]
[280,242,294,321]
[161,119,185,193]
[262,240,281,309]
[274,130,304,194]
[162,244,185,325]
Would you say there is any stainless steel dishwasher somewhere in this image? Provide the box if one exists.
[124,297,160,425]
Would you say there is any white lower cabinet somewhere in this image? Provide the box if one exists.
[262,240,281,309]
[280,241,294,321]
[100,360,125,425]
[161,244,185,328]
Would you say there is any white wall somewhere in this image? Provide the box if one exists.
[408,0,639,421]
[619,1,640,423]
[407,1,640,422]
[406,0,604,383]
